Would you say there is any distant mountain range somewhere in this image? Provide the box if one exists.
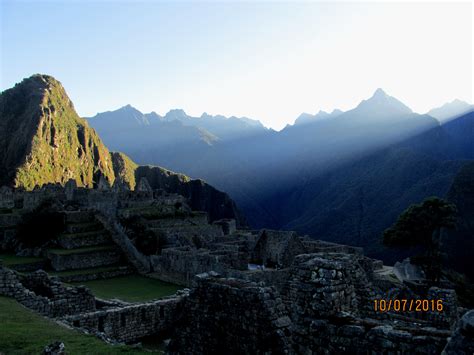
[86,88,473,266]
[87,105,267,145]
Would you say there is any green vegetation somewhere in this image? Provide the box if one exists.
[0,296,154,354]
[0,74,116,189]
[442,269,474,308]
[72,275,181,302]
[0,253,45,266]
[384,197,457,283]
[111,151,138,189]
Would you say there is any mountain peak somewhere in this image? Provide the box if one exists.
[372,88,387,98]
[163,109,189,123]
[352,88,412,117]
[120,104,138,111]
[0,74,115,188]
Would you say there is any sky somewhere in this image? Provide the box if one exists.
[1,1,472,130]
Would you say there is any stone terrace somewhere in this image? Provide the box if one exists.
[0,181,472,353]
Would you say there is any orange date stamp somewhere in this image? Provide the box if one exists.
[373,299,444,312]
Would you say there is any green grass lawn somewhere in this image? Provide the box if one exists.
[0,296,156,354]
[0,253,45,266]
[72,275,182,302]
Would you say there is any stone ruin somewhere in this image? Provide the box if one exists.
[0,180,473,354]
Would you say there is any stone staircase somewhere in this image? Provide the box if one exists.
[45,211,133,280]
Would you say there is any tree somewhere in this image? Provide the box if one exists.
[383,197,457,284]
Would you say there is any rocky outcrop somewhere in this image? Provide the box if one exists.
[0,74,115,189]
[443,310,474,354]
[110,152,137,190]
[135,165,246,226]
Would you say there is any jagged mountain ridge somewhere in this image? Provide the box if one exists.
[0,74,244,225]
[87,105,267,145]
[427,99,473,123]
[87,105,219,150]
[293,109,343,126]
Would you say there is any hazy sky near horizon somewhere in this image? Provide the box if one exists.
[1,1,472,130]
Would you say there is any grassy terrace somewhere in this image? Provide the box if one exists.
[0,253,46,266]
[47,245,114,255]
[0,296,156,354]
[72,275,182,302]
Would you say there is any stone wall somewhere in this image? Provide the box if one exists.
[57,266,134,283]
[283,253,453,354]
[48,248,123,271]
[283,253,372,319]
[151,247,247,286]
[168,253,460,354]
[168,273,292,354]
[299,318,450,354]
[227,268,292,293]
[62,294,186,343]
[0,212,21,250]
[302,238,364,255]
[0,266,95,317]
[56,231,111,250]
[443,310,474,354]
[0,186,14,209]
[252,230,306,268]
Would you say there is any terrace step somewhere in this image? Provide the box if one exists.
[49,265,134,283]
[0,253,49,272]
[56,230,112,249]
[47,246,123,271]
[144,214,209,228]
[118,206,183,220]
[65,222,103,234]
[64,211,95,224]
[0,213,21,227]
[150,224,224,239]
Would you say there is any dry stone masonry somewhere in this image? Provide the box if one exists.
[0,181,473,353]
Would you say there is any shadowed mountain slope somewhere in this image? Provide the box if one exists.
[444,161,474,279]
[275,111,474,262]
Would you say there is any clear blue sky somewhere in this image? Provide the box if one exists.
[1,1,472,129]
